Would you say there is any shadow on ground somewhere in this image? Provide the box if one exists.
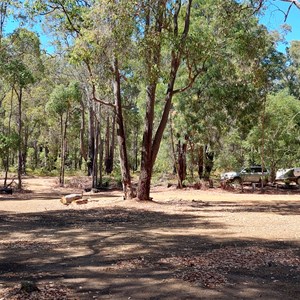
[0,205,299,299]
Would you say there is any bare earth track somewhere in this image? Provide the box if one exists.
[0,176,299,299]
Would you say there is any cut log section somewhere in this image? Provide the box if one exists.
[60,193,83,205]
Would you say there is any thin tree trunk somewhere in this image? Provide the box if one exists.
[204,147,214,180]
[22,125,29,175]
[4,87,14,187]
[59,111,68,186]
[169,111,177,174]
[198,145,204,179]
[112,56,133,199]
[33,141,39,170]
[177,135,188,188]
[59,115,64,186]
[133,125,139,171]
[88,101,95,176]
[79,98,87,161]
[189,140,195,180]
[105,115,111,174]
[92,118,99,188]
[109,114,116,172]
[99,137,104,186]
[260,95,267,191]
[16,87,23,190]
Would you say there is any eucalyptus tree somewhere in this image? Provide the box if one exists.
[170,0,283,185]
[284,41,300,99]
[28,0,137,196]
[46,82,82,186]
[0,28,42,188]
[246,90,300,181]
[134,0,280,196]
[25,0,286,199]
[0,1,21,43]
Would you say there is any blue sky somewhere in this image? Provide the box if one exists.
[260,1,300,52]
[4,1,300,54]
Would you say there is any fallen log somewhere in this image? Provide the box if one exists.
[74,199,88,205]
[60,193,83,205]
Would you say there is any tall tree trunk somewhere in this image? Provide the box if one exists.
[260,95,267,191]
[59,115,64,186]
[169,110,177,174]
[22,125,29,175]
[105,114,116,174]
[112,56,133,199]
[99,137,104,186]
[16,87,23,190]
[177,135,188,188]
[105,115,112,174]
[87,101,95,176]
[4,87,14,187]
[133,124,139,171]
[137,56,181,200]
[137,1,165,200]
[204,147,214,180]
[79,98,87,162]
[59,112,69,186]
[137,0,192,200]
[33,141,39,170]
[92,118,99,188]
[198,145,204,179]
[109,114,116,172]
[137,84,156,200]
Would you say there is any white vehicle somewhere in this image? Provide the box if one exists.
[221,166,269,185]
[275,168,300,185]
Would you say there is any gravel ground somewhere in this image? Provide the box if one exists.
[0,177,299,299]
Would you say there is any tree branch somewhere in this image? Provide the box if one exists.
[85,60,115,109]
[284,3,294,21]
[281,0,300,9]
[56,0,81,36]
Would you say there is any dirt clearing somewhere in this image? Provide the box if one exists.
[0,177,299,299]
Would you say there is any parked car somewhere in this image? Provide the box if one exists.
[221,165,269,185]
[275,168,300,185]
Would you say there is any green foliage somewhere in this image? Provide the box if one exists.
[246,90,300,170]
[2,0,300,188]
[47,84,70,116]
[0,132,19,153]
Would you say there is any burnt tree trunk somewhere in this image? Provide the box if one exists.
[105,114,115,174]
[177,136,188,188]
[198,145,204,179]
[204,147,214,180]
